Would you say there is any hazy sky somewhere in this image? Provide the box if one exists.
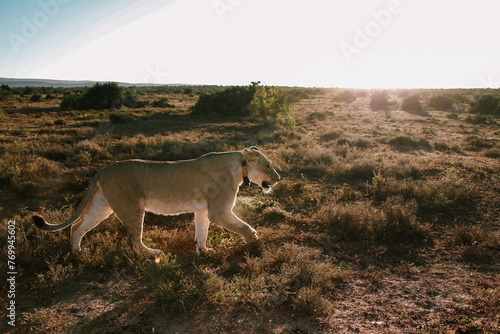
[1,0,499,88]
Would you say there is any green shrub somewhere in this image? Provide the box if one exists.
[191,84,256,116]
[469,95,500,115]
[30,93,43,102]
[370,91,390,111]
[60,83,144,110]
[249,86,296,128]
[0,108,5,122]
[60,90,81,109]
[0,84,12,101]
[428,95,454,111]
[152,97,174,108]
[79,82,123,109]
[191,83,295,128]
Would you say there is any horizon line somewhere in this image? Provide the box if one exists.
[1,76,499,90]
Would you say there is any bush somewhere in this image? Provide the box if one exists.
[249,86,296,128]
[60,83,144,110]
[191,83,295,128]
[79,82,123,109]
[469,95,500,115]
[191,84,257,116]
[0,108,5,122]
[23,86,37,96]
[370,91,390,110]
[30,93,43,102]
[0,84,12,101]
[332,90,356,104]
[401,95,427,116]
[152,97,174,108]
[428,95,454,111]
[60,90,81,109]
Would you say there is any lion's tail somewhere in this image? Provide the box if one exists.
[32,173,101,231]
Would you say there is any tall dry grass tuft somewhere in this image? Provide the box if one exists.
[315,197,432,245]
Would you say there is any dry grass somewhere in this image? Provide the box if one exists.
[0,88,499,333]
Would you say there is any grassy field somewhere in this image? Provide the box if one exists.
[1,87,499,333]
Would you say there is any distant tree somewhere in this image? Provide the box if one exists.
[401,95,428,116]
[370,91,390,111]
[427,95,454,111]
[469,95,500,115]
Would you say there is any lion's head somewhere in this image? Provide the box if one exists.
[243,147,281,193]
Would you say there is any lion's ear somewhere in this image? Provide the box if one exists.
[243,148,258,164]
[249,146,260,152]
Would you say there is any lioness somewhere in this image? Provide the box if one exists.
[32,147,280,255]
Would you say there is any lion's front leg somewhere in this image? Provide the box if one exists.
[208,210,258,244]
[194,210,214,255]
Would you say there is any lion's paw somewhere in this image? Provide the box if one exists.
[244,229,258,243]
[197,247,215,256]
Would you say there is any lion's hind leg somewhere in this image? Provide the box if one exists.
[70,186,113,252]
[112,207,163,256]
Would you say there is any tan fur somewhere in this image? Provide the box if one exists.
[32,147,280,255]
